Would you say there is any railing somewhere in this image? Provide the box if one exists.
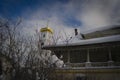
[91,62,108,67]
[65,62,120,68]
[66,63,85,67]
[114,62,120,66]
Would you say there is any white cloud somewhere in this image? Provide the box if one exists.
[20,0,120,36]
[76,0,120,31]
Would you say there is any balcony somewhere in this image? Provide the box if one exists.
[65,62,120,68]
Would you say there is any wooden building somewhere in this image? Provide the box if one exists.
[43,25,120,80]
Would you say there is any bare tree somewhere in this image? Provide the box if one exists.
[60,29,73,45]
[0,17,65,80]
[52,31,62,45]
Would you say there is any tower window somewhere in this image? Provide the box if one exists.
[43,34,45,37]
[41,42,44,46]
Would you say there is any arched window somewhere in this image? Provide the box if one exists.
[43,34,45,37]
[41,42,44,46]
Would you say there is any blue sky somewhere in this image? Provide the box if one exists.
[0,0,68,18]
[0,0,120,36]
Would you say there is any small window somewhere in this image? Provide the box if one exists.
[41,42,44,46]
[43,34,45,37]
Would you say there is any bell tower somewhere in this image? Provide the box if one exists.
[40,26,53,46]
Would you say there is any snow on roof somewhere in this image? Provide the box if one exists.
[82,25,120,34]
[47,35,120,47]
[71,34,120,46]
[43,25,120,48]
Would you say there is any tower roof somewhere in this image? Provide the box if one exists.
[40,27,53,34]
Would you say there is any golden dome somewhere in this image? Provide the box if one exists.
[40,27,53,34]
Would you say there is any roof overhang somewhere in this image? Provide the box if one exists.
[42,35,120,51]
